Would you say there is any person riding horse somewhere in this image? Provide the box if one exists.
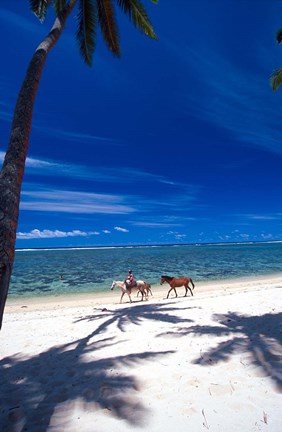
[125,270,136,289]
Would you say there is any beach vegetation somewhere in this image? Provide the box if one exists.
[0,0,157,329]
[271,28,282,90]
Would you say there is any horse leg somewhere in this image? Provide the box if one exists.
[145,284,152,296]
[187,281,194,296]
[167,287,177,299]
[184,283,193,296]
[137,288,144,298]
[141,286,147,301]
[120,291,125,303]
[126,289,132,303]
[166,287,172,299]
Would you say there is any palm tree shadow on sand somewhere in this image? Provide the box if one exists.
[74,301,198,332]
[159,311,282,393]
[0,302,196,431]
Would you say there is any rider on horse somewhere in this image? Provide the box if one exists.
[125,270,136,289]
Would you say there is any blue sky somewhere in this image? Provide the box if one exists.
[0,0,282,248]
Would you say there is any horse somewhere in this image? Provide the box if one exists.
[137,282,153,298]
[110,280,148,303]
[160,275,195,299]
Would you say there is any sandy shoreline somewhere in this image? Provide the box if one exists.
[1,274,282,431]
[5,273,282,313]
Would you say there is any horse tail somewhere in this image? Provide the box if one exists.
[190,278,195,289]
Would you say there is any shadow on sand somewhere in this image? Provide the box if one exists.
[158,310,282,393]
[0,301,196,431]
[74,300,198,331]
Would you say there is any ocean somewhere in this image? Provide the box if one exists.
[9,242,282,299]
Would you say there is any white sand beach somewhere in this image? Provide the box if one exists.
[1,275,282,431]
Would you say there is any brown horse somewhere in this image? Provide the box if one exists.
[160,275,195,299]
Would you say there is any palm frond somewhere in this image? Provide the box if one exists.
[276,28,282,44]
[97,0,120,56]
[53,0,67,15]
[116,0,157,39]
[29,0,53,22]
[270,68,282,91]
[76,0,97,66]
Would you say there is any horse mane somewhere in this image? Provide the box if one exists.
[161,275,173,281]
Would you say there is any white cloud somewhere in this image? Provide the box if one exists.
[37,126,114,145]
[20,189,136,215]
[0,110,13,122]
[0,151,180,185]
[0,151,6,162]
[247,214,282,221]
[133,221,182,228]
[175,234,187,240]
[174,41,282,155]
[261,233,273,239]
[1,152,97,180]
[17,229,100,240]
[239,233,250,240]
[167,231,187,240]
[114,226,129,233]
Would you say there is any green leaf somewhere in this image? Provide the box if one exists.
[116,0,157,39]
[97,0,120,56]
[276,28,282,44]
[270,68,282,91]
[29,0,53,22]
[53,0,67,15]
[76,0,97,66]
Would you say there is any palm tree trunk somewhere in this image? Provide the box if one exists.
[0,0,77,329]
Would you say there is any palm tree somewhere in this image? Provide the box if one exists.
[0,0,157,329]
[271,28,282,90]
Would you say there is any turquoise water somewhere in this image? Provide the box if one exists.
[9,242,282,299]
